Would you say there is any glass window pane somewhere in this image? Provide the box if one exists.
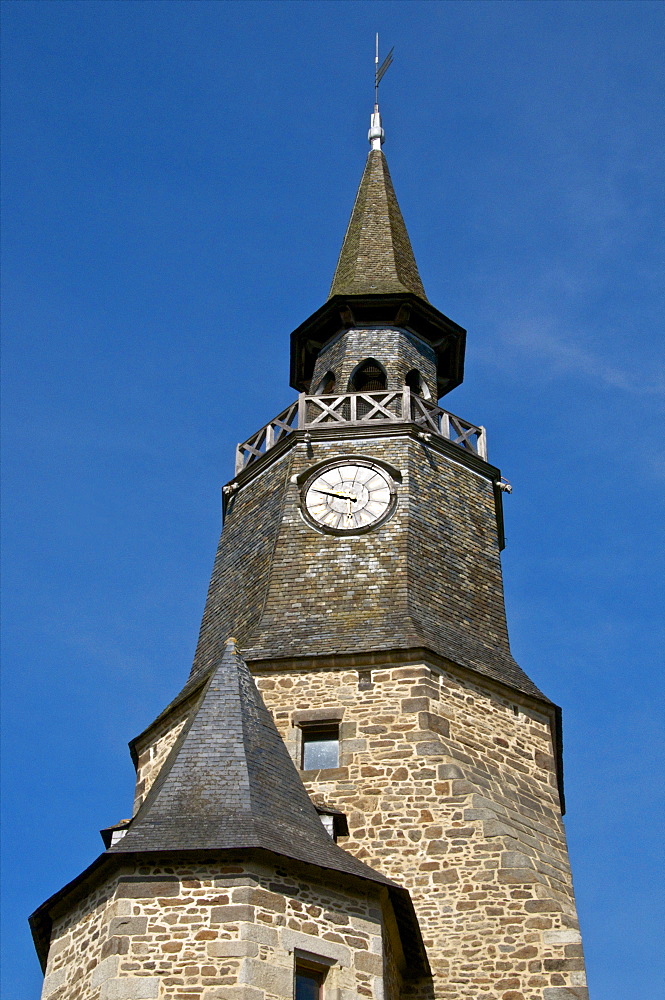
[302,736,338,771]
[319,814,335,838]
[295,971,321,1000]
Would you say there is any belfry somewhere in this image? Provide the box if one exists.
[32,92,589,1000]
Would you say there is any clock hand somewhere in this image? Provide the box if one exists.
[311,489,358,502]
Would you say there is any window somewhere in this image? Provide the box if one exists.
[349,359,387,393]
[314,371,336,395]
[319,814,335,838]
[315,805,349,842]
[405,368,431,399]
[295,965,324,1000]
[294,955,334,1000]
[301,723,339,771]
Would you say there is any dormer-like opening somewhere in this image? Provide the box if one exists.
[314,371,336,395]
[314,803,349,842]
[405,368,431,399]
[348,358,387,393]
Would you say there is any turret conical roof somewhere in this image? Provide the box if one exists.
[31,640,430,975]
[110,640,394,885]
[329,148,427,300]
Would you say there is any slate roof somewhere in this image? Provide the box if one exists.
[329,149,428,300]
[31,639,430,973]
[110,640,396,886]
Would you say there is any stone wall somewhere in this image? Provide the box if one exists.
[256,660,588,1000]
[41,857,396,1000]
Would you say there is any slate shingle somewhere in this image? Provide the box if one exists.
[329,149,427,300]
[110,639,397,887]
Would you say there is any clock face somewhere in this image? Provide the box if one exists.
[302,460,397,535]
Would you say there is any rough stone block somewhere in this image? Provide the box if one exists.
[108,916,148,936]
[501,852,533,869]
[91,956,120,987]
[211,904,255,923]
[437,763,464,779]
[41,968,67,998]
[101,936,130,959]
[483,818,519,838]
[570,973,588,987]
[451,779,476,795]
[232,886,286,912]
[416,741,447,757]
[524,899,559,912]
[354,951,383,976]
[543,990,589,1000]
[238,957,292,996]
[543,929,582,945]
[100,978,160,1000]
[104,899,133,920]
[400,698,429,713]
[116,880,179,898]
[239,923,279,947]
[464,808,495,820]
[418,712,450,738]
[208,940,259,958]
[281,928,350,965]
[45,934,71,962]
[497,868,540,884]
[202,988,264,1000]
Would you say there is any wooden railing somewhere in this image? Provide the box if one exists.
[235,388,486,473]
[234,400,299,473]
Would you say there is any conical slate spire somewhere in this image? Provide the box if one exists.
[110,640,394,886]
[329,148,427,301]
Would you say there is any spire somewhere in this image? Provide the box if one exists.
[328,37,426,300]
[329,112,427,300]
[109,640,395,885]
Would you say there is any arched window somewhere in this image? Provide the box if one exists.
[314,371,336,395]
[405,368,431,399]
[349,359,387,393]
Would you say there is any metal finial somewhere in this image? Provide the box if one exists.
[369,35,393,150]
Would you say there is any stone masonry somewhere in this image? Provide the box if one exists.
[310,327,438,400]
[125,651,586,1000]
[39,857,399,1000]
[31,126,589,1000]
[258,661,586,1000]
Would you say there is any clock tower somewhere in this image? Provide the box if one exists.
[32,104,589,1000]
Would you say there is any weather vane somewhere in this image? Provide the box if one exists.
[374,33,394,106]
[369,35,394,150]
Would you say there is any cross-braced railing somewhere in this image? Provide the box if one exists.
[235,388,487,474]
[301,390,403,426]
[235,400,299,473]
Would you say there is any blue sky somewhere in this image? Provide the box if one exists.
[2,2,663,997]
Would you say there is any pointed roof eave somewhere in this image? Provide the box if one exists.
[329,148,428,301]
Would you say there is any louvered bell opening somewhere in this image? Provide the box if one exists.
[352,362,386,393]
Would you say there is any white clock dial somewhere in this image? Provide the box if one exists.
[302,461,396,534]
